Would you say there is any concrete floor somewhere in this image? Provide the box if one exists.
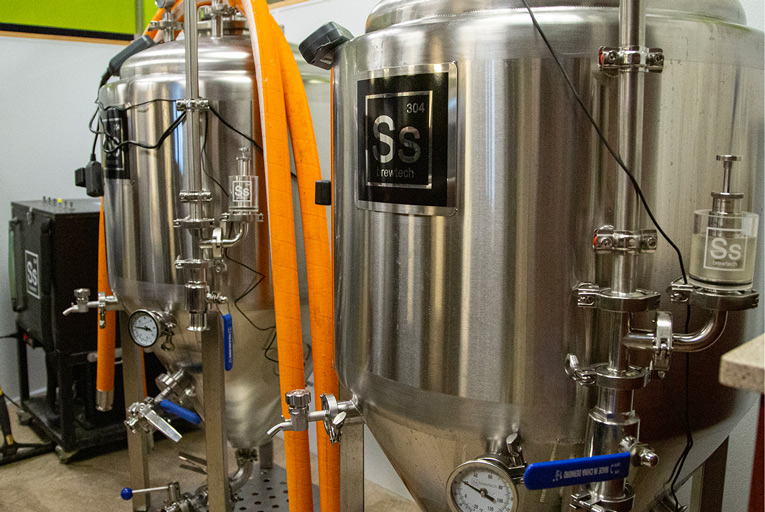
[0,401,419,512]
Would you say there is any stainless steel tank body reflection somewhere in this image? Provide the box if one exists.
[98,20,317,451]
[326,1,764,511]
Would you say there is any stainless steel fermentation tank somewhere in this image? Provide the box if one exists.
[98,20,326,449]
[329,1,764,510]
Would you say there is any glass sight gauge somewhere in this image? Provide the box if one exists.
[447,458,519,512]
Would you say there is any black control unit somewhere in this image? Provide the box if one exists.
[8,198,126,460]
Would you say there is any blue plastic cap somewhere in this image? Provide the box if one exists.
[121,488,134,500]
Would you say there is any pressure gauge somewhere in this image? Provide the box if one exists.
[128,310,165,348]
[447,457,519,512]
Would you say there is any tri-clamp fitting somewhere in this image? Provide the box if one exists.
[62,288,121,328]
[267,389,359,444]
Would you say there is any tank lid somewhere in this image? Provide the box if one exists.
[366,0,748,33]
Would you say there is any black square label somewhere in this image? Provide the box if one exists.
[103,107,130,179]
[358,72,450,208]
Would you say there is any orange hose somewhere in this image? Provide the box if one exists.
[96,200,116,398]
[142,4,175,38]
[271,19,339,512]
[232,1,313,510]
[143,1,212,40]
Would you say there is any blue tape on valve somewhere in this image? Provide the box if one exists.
[223,313,233,371]
[523,452,631,490]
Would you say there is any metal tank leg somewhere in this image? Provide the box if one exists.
[339,385,364,512]
[689,438,728,512]
[202,312,231,512]
[121,312,152,512]
[258,440,274,470]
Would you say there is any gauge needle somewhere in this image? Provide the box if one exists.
[135,326,152,331]
[463,482,495,502]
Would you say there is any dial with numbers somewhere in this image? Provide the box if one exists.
[447,458,518,512]
[128,310,163,348]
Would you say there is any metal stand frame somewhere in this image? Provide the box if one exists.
[202,312,231,512]
[339,385,364,512]
[689,438,728,512]
[122,312,152,512]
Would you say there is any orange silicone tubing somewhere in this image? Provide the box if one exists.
[96,200,117,398]
[143,1,212,40]
[272,20,339,512]
[232,1,314,510]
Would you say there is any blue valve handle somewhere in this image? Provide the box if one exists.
[121,488,133,500]
[223,313,233,371]
[523,452,631,490]
[159,400,202,425]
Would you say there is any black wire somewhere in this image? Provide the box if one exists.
[208,105,264,154]
[3,394,21,409]
[201,111,229,198]
[90,99,185,154]
[89,107,100,157]
[264,331,279,365]
[666,307,694,510]
[668,353,694,510]
[0,333,19,339]
[520,0,687,284]
[103,111,187,154]
[223,249,275,333]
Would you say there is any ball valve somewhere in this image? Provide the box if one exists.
[267,389,359,444]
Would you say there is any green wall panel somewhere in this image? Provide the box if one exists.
[2,0,139,35]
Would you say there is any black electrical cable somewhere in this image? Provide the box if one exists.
[666,307,694,511]
[89,107,100,157]
[208,105,264,154]
[89,99,183,154]
[668,353,694,511]
[201,111,229,198]
[3,393,21,409]
[223,249,275,333]
[520,0,688,284]
[103,111,187,154]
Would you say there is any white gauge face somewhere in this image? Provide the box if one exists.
[448,459,518,512]
[129,311,160,348]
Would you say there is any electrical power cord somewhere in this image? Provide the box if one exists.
[208,105,264,154]
[103,111,187,154]
[519,3,693,510]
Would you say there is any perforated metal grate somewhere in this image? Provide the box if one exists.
[233,465,320,512]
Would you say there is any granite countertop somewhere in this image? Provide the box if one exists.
[719,334,764,394]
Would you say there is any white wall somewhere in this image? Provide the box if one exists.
[0,36,126,401]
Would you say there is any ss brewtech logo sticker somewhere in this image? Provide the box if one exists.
[357,64,457,215]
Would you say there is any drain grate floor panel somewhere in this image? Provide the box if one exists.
[234,464,320,512]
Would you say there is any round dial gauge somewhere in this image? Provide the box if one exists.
[128,310,163,348]
[447,458,518,512]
